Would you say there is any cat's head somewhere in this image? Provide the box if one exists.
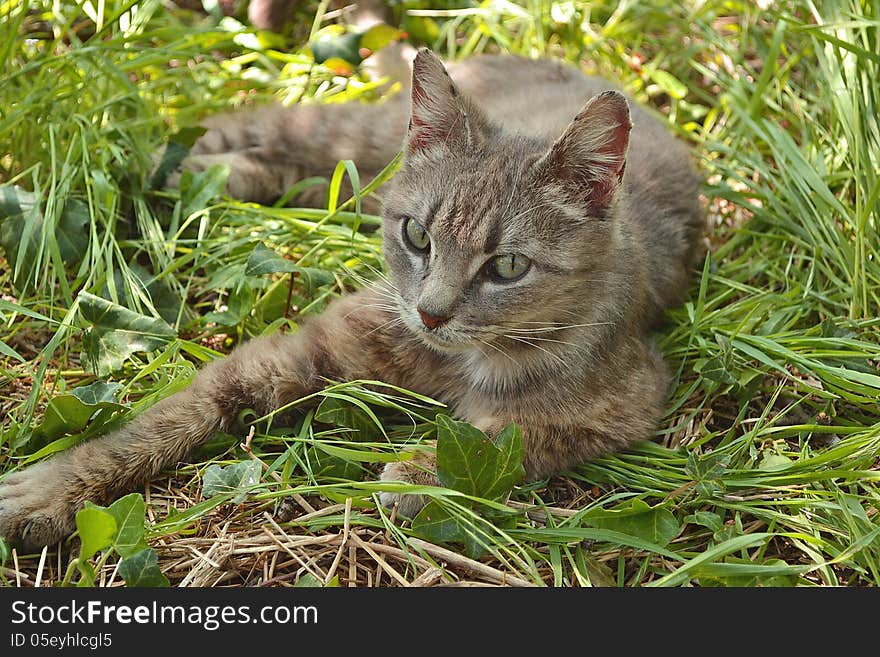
[381,49,631,357]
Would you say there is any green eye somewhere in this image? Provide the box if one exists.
[489,254,531,281]
[403,218,431,251]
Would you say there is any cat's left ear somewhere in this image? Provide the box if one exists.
[534,90,632,215]
[405,49,488,157]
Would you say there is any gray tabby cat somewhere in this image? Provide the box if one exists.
[0,49,702,549]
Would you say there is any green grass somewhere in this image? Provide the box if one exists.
[1,0,878,587]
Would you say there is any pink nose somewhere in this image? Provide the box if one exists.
[418,308,450,330]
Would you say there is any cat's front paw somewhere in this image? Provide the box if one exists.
[378,450,439,518]
[0,460,80,550]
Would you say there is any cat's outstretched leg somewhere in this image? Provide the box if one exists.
[0,289,428,550]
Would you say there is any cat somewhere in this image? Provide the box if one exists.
[0,49,703,550]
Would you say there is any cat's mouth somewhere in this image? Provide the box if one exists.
[399,309,483,353]
[416,330,477,353]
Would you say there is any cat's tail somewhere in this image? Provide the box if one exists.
[172,40,417,206]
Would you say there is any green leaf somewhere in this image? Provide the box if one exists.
[0,185,38,289]
[402,15,439,44]
[695,558,803,587]
[758,451,793,470]
[315,396,383,442]
[0,536,10,565]
[685,450,731,498]
[411,417,525,557]
[294,573,324,587]
[310,30,363,66]
[315,396,350,425]
[411,501,463,544]
[54,198,90,263]
[648,533,774,587]
[360,24,403,52]
[101,262,187,326]
[0,185,90,292]
[70,381,123,405]
[412,499,514,559]
[582,554,617,587]
[118,548,169,587]
[585,499,680,547]
[691,510,724,533]
[150,126,207,189]
[204,285,254,327]
[76,507,117,561]
[106,493,148,558]
[303,446,363,481]
[179,164,229,217]
[245,242,334,291]
[78,291,177,376]
[202,460,262,503]
[693,354,737,385]
[37,383,126,440]
[649,69,688,100]
[435,416,525,501]
[0,339,24,363]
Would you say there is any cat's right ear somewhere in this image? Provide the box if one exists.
[405,49,479,157]
[533,90,632,216]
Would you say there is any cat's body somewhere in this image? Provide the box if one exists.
[0,49,702,549]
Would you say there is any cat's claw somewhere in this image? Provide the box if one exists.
[0,461,79,551]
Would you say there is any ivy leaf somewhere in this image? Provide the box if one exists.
[78,291,177,376]
[70,381,123,405]
[303,446,363,481]
[686,450,731,498]
[179,164,229,218]
[150,126,207,189]
[410,501,461,544]
[106,493,148,558]
[76,507,117,561]
[693,354,737,385]
[294,573,323,587]
[315,396,383,442]
[0,185,38,289]
[0,185,90,292]
[411,416,525,558]
[435,416,525,500]
[413,499,515,559]
[585,499,680,547]
[37,381,126,440]
[118,548,169,587]
[245,242,334,291]
[202,460,262,503]
[101,262,187,326]
[55,199,91,263]
[690,510,724,533]
[310,29,363,67]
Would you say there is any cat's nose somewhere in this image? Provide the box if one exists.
[417,307,451,330]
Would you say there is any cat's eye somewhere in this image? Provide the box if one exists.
[488,254,531,281]
[403,218,431,252]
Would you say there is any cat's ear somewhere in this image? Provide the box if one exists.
[534,90,632,215]
[405,49,483,157]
